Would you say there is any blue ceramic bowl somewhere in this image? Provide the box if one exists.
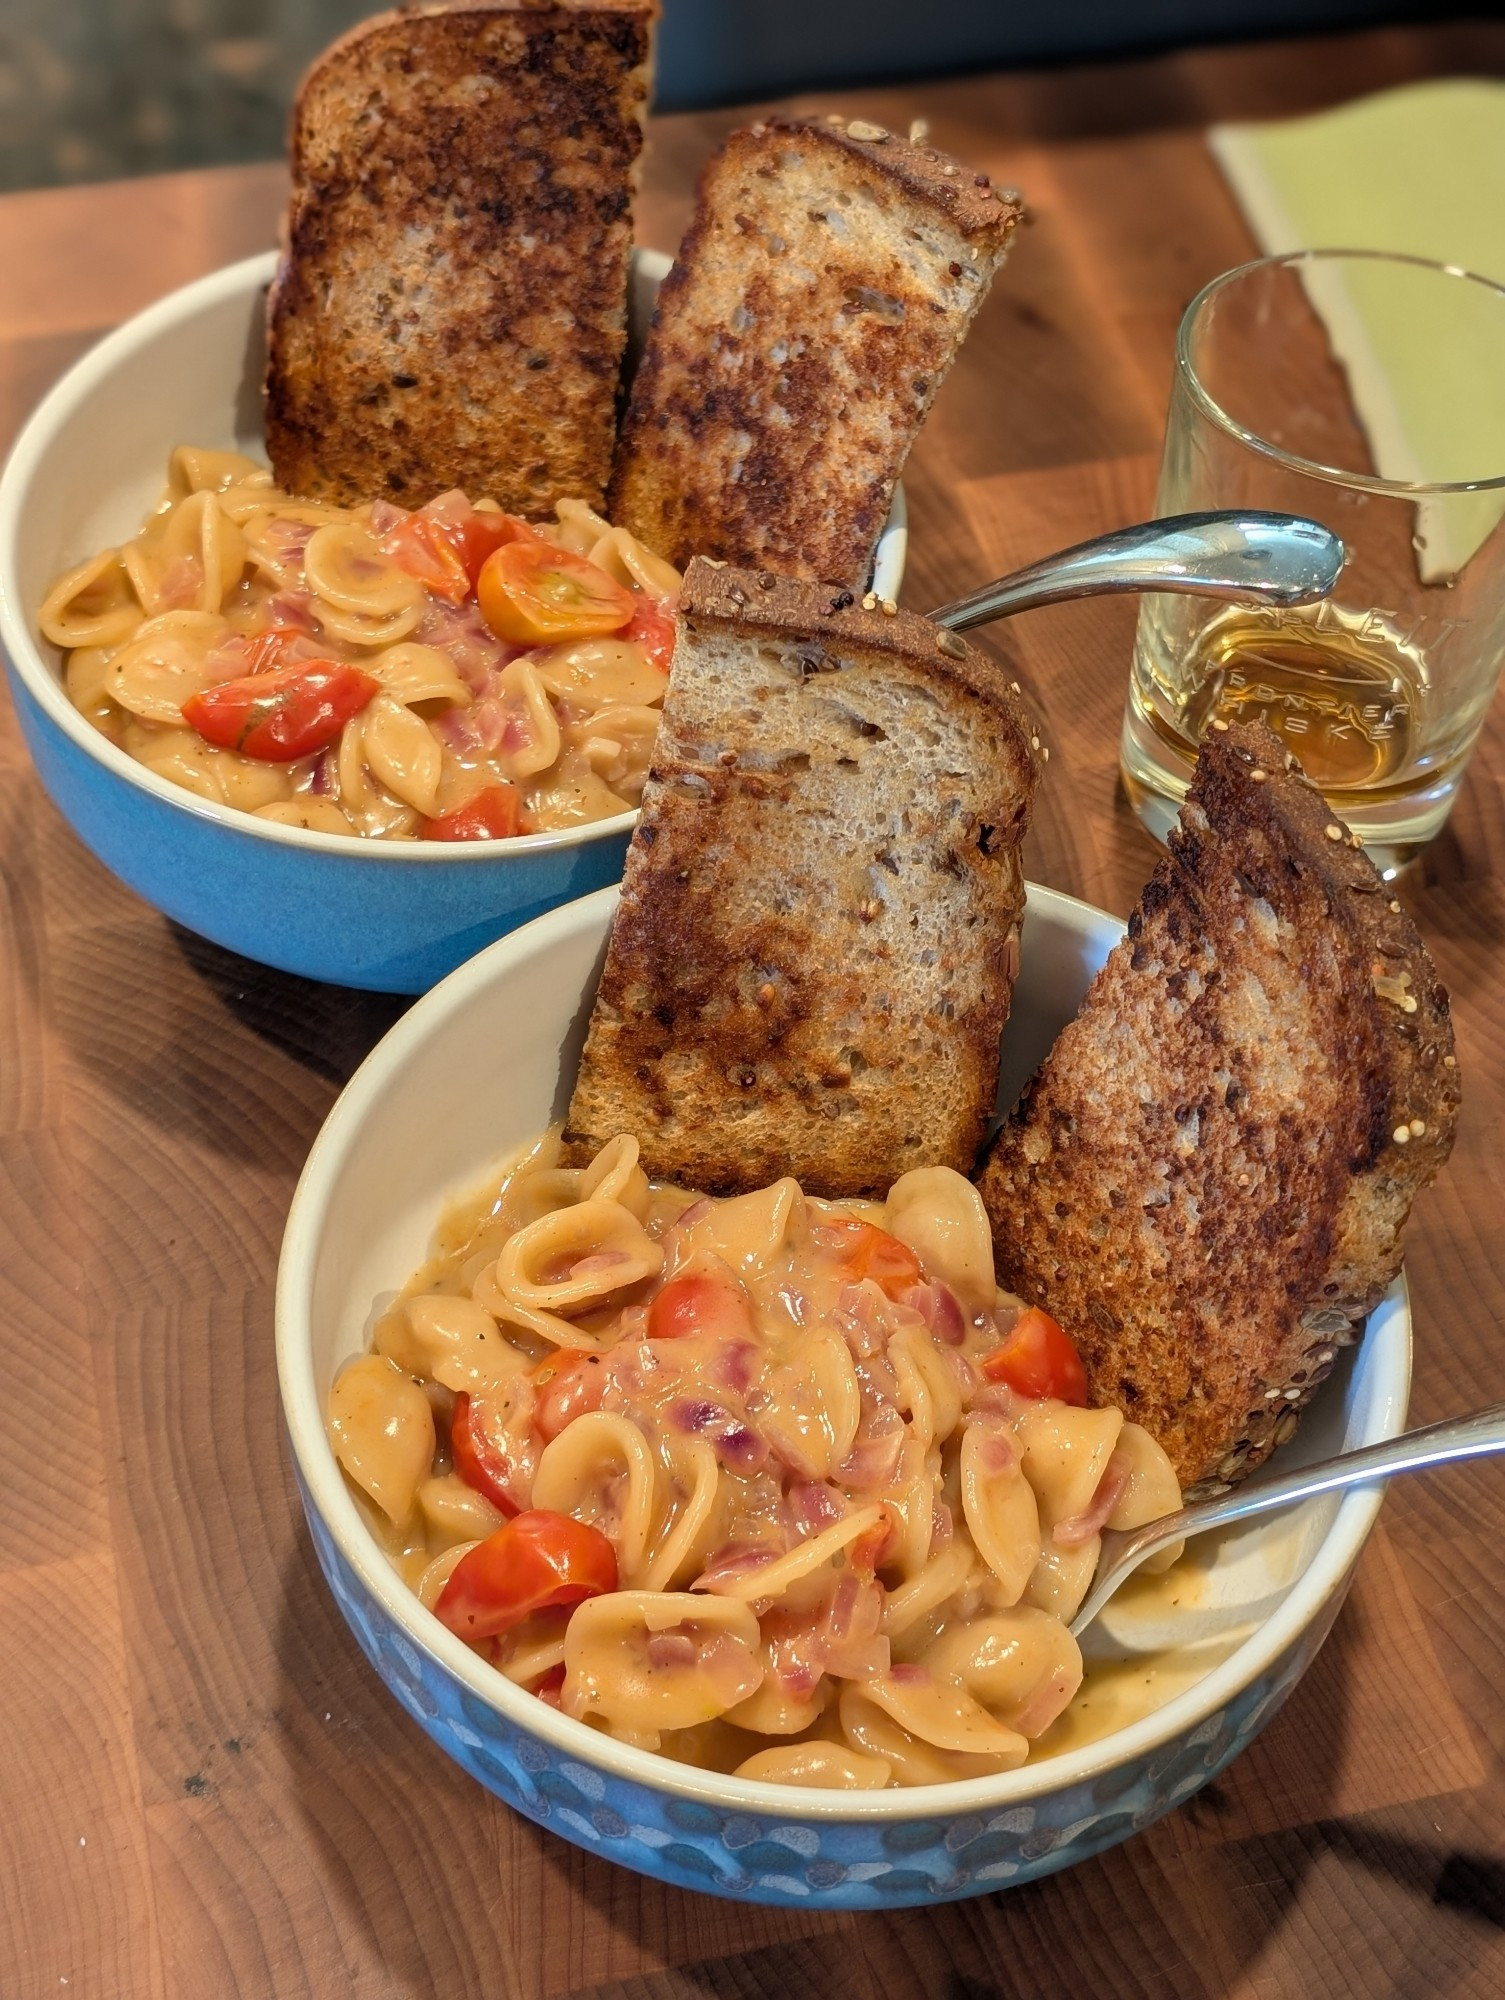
[0,252,908,992]
[276,883,1410,1905]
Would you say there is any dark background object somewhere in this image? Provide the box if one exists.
[0,0,1470,193]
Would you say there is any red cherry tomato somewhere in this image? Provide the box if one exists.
[183,660,377,761]
[980,1307,1090,1405]
[421,785,525,842]
[532,1352,610,1441]
[378,513,471,602]
[434,1510,617,1642]
[477,541,635,645]
[621,595,676,673]
[646,1269,756,1343]
[823,1219,923,1301]
[422,499,540,585]
[450,1391,525,1516]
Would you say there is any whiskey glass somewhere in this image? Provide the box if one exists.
[1121,250,1505,872]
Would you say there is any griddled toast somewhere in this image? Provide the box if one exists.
[608,117,1023,584]
[562,559,1041,1196]
[976,723,1459,1492]
[266,0,656,513]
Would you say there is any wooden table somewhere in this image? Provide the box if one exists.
[3,23,1503,1998]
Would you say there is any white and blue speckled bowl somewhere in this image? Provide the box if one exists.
[0,252,907,993]
[275,882,1410,1906]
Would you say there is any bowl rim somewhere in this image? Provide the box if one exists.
[276,879,1411,1821]
[0,248,905,869]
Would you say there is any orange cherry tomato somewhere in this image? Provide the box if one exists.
[532,1352,610,1442]
[450,1391,525,1516]
[477,541,635,645]
[182,660,377,761]
[434,1510,617,1642]
[980,1307,1090,1405]
[824,1218,923,1301]
[621,595,676,673]
[646,1269,756,1343]
[379,513,471,602]
[421,785,525,842]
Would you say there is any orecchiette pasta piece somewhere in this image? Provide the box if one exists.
[562,1592,763,1738]
[857,1663,1032,1761]
[883,1167,996,1311]
[882,1540,975,1641]
[760,1327,862,1480]
[415,1540,479,1611]
[106,610,228,723]
[486,1198,662,1348]
[501,1164,586,1230]
[549,497,613,553]
[532,1411,659,1581]
[960,1421,1042,1604]
[1020,1538,1101,1623]
[566,703,661,798]
[124,722,290,811]
[878,1435,939,1580]
[418,1472,505,1547]
[888,1324,963,1455]
[367,642,470,708]
[65,645,123,730]
[1106,1421,1185,1573]
[494,660,563,779]
[675,1176,803,1277]
[724,1674,829,1737]
[213,748,295,813]
[1015,1401,1125,1530]
[532,636,666,710]
[304,523,423,618]
[526,765,633,828]
[168,445,265,495]
[362,692,444,816]
[697,1505,883,1601]
[316,598,423,647]
[39,549,143,648]
[252,799,357,835]
[336,712,423,837]
[923,1611,1083,1738]
[124,491,246,615]
[327,1353,435,1523]
[838,1681,1026,1786]
[734,1742,891,1790]
[496,1622,569,1687]
[578,1135,650,1222]
[376,1292,530,1394]
[635,1436,720,1592]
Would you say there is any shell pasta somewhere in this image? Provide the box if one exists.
[326,1133,1186,1788]
[39,449,681,840]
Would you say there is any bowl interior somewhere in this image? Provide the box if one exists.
[279,880,1409,1811]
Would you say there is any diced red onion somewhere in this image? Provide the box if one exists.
[710,1340,757,1395]
[835,1406,906,1491]
[670,1399,767,1473]
[646,1632,698,1671]
[568,1251,631,1280]
[787,1482,842,1537]
[888,1661,930,1687]
[899,1281,967,1345]
[368,498,409,535]
[695,1542,782,1593]
[1012,1664,1079,1737]
[1053,1450,1133,1548]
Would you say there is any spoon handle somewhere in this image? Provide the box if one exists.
[929,510,1344,631]
[1071,1402,1505,1637]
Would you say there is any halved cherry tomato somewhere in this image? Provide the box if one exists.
[477,541,635,645]
[824,1218,923,1301]
[434,1509,617,1642]
[646,1269,756,1344]
[421,784,525,842]
[450,1391,525,1516]
[183,660,377,761]
[421,497,540,585]
[378,513,471,602]
[532,1352,609,1441]
[981,1307,1089,1405]
[621,595,676,673]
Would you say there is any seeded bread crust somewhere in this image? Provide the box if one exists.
[976,723,1460,1492]
[265,0,655,513]
[562,559,1042,1196]
[607,116,1023,584]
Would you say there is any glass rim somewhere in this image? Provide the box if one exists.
[1176,248,1505,497]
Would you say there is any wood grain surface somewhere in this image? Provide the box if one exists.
[3,23,1504,2000]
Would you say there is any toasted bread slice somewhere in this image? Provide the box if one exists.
[265,0,656,513]
[976,723,1460,1492]
[562,559,1041,1196]
[607,116,1022,584]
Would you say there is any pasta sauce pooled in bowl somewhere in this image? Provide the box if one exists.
[38,447,680,840]
[325,1132,1186,1790]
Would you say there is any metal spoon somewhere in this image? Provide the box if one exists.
[1070,1401,1505,1637]
[929,509,1344,631]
